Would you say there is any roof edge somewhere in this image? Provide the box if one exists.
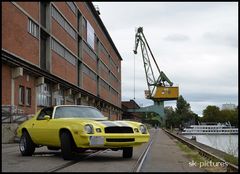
[87,2,123,61]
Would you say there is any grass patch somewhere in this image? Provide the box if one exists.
[176,141,205,163]
[175,141,227,172]
[223,154,238,166]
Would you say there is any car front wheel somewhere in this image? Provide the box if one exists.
[19,131,35,156]
[122,147,133,158]
[60,132,75,160]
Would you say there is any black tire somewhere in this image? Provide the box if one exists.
[122,147,133,158]
[19,131,35,156]
[60,132,75,160]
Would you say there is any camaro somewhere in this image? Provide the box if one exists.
[17,105,150,160]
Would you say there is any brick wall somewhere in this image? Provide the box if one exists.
[2,64,12,105]
[2,2,39,66]
[14,72,36,114]
[52,51,77,85]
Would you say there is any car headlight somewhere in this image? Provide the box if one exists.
[139,125,147,134]
[84,124,94,134]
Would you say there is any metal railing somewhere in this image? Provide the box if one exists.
[2,105,31,123]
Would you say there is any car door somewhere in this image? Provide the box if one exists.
[30,107,54,145]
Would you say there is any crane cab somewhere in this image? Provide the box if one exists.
[145,86,179,101]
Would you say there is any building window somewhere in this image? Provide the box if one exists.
[77,11,82,32]
[99,42,108,58]
[87,21,95,49]
[99,78,109,90]
[51,39,76,65]
[82,17,87,39]
[18,86,24,105]
[83,41,97,61]
[82,64,97,81]
[26,88,31,106]
[37,83,51,106]
[110,58,118,70]
[51,6,77,40]
[53,89,64,105]
[66,2,77,15]
[99,61,109,73]
[28,19,39,38]
[110,72,118,83]
[94,34,99,53]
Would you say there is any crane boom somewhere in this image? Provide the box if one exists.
[133,27,178,101]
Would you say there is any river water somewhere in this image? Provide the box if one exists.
[183,134,238,157]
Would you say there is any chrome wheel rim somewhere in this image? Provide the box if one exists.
[19,136,26,152]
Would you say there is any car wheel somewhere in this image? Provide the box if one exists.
[122,147,133,158]
[19,131,35,156]
[60,132,75,160]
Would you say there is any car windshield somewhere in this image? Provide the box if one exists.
[54,106,105,119]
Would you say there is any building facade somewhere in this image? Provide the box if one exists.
[122,100,142,122]
[2,2,122,120]
[221,103,236,110]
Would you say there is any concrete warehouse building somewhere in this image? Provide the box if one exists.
[2,2,122,120]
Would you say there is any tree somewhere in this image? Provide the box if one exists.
[175,95,191,115]
[165,106,176,128]
[165,95,198,129]
[201,105,238,127]
[219,108,238,127]
[175,95,195,129]
[202,105,220,122]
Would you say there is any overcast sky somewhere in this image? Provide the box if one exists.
[93,2,238,116]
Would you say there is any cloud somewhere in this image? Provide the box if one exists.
[202,32,238,48]
[163,34,190,42]
[94,2,238,116]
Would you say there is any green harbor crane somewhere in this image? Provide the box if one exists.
[129,27,179,125]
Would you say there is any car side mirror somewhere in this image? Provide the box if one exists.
[44,115,51,121]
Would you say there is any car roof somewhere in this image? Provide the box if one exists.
[54,105,96,109]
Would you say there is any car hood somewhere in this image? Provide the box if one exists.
[53,118,140,128]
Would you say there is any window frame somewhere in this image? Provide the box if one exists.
[18,86,25,105]
[51,6,77,40]
[87,20,95,50]
[51,38,76,66]
[28,18,39,39]
[25,87,31,106]
[66,2,77,15]
[37,83,52,107]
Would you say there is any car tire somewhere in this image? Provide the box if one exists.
[122,147,133,158]
[19,131,35,156]
[60,132,75,160]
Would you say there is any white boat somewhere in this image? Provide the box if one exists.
[182,122,238,135]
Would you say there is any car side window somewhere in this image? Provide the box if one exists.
[37,107,53,120]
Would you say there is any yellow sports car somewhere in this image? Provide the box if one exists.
[17,105,150,160]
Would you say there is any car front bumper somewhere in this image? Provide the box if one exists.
[74,133,150,148]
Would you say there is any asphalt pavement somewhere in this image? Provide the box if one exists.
[140,128,205,172]
[2,128,206,172]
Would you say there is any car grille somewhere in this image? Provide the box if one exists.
[104,126,134,133]
[106,138,135,142]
